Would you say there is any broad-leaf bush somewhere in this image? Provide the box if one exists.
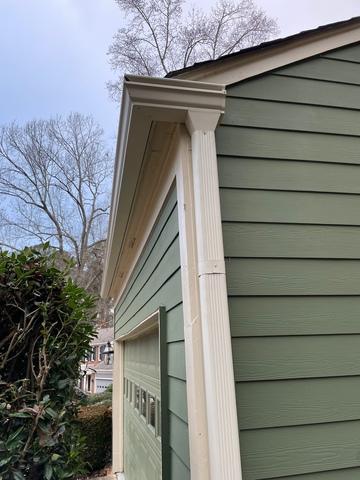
[0,247,96,479]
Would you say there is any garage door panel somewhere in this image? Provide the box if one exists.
[124,401,161,480]
[124,329,162,480]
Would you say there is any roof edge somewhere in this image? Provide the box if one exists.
[167,16,360,84]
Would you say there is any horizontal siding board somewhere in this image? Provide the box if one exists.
[168,377,188,422]
[117,207,179,319]
[226,258,360,296]
[240,420,360,479]
[166,304,185,343]
[169,413,190,467]
[232,335,360,381]
[115,269,182,337]
[116,238,180,331]
[222,97,360,136]
[276,57,360,84]
[223,223,360,259]
[216,126,360,164]
[218,157,360,193]
[220,189,360,225]
[170,450,190,479]
[115,188,177,316]
[223,47,360,480]
[168,341,186,381]
[229,296,360,336]
[322,43,360,63]
[237,377,360,430]
[269,466,360,479]
[227,74,360,109]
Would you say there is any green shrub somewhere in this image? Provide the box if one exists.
[76,404,112,472]
[0,246,96,479]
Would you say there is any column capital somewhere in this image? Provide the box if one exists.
[185,109,222,135]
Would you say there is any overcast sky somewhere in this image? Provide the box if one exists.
[1,0,360,146]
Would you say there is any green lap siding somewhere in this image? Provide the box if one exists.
[217,41,360,479]
[115,187,190,479]
[267,468,360,480]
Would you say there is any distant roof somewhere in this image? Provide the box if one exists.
[92,327,113,345]
[166,16,360,78]
[95,361,113,372]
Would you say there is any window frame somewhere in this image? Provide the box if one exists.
[134,384,140,411]
[140,388,147,420]
[147,392,156,433]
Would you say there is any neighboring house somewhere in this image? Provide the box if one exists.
[80,327,113,394]
[101,17,360,480]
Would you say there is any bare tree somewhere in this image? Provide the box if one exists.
[0,113,112,302]
[108,0,279,99]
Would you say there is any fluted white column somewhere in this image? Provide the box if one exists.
[185,110,243,480]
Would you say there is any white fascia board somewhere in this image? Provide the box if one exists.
[101,75,225,298]
[173,21,360,85]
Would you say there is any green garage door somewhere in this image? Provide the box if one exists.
[123,328,162,480]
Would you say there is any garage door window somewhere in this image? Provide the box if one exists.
[130,381,133,403]
[134,384,140,411]
[123,376,161,438]
[148,394,156,431]
[140,389,147,419]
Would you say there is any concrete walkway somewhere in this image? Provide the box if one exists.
[84,472,125,479]
[86,476,116,480]
[84,475,116,480]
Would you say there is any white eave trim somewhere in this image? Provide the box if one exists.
[172,20,360,85]
[101,75,225,298]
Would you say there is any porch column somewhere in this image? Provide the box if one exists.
[185,110,242,480]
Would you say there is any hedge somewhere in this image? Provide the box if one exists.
[76,404,112,472]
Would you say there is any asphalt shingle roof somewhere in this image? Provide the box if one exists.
[166,16,360,78]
